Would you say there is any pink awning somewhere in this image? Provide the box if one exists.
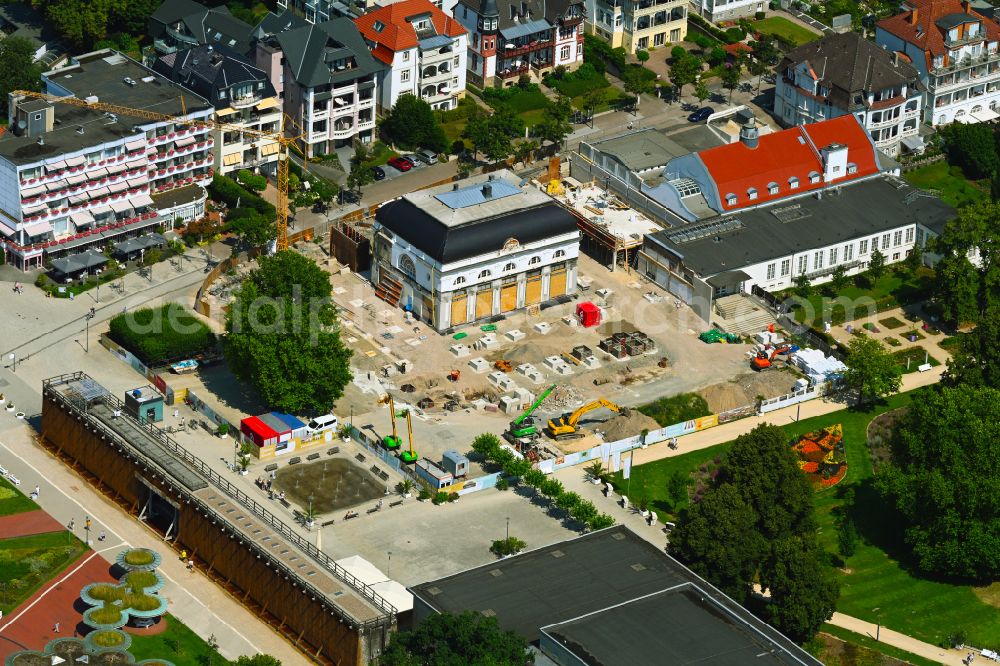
[24,221,52,236]
[125,139,146,151]
[90,205,112,216]
[45,160,67,172]
[21,185,45,198]
[64,155,86,167]
[125,159,145,170]
[69,193,89,205]
[66,173,87,185]
[70,210,95,226]
[110,199,132,214]
[87,167,108,179]
[88,186,110,198]
[106,163,127,175]
[23,203,47,215]
[132,194,155,207]
[175,135,196,147]
[127,175,148,188]
[108,181,128,194]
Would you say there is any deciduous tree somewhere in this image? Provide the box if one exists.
[760,536,840,643]
[842,335,902,404]
[0,37,41,116]
[225,208,276,249]
[380,611,531,666]
[669,54,701,97]
[875,384,1000,579]
[721,62,742,103]
[867,248,887,282]
[536,95,572,147]
[382,94,447,152]
[944,307,1000,388]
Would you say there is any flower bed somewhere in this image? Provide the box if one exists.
[116,547,161,571]
[791,424,847,491]
[82,549,167,631]
[85,629,132,651]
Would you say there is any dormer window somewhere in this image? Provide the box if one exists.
[479,269,492,279]
[455,276,466,285]
[747,187,758,200]
[768,182,779,195]
[789,176,799,189]
[373,20,385,32]
[503,262,516,271]
[809,171,820,184]
[847,162,857,175]
[725,193,737,206]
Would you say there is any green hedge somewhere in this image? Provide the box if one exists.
[207,174,276,222]
[108,304,216,366]
[545,63,610,97]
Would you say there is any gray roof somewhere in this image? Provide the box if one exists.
[411,526,820,665]
[646,176,955,279]
[50,250,109,275]
[591,129,690,173]
[778,32,922,111]
[460,0,583,29]
[0,3,55,49]
[149,0,255,54]
[152,44,275,109]
[275,18,380,89]
[501,18,550,39]
[114,233,167,257]
[541,585,817,666]
[254,8,308,37]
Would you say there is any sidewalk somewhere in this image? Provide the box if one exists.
[0,420,307,665]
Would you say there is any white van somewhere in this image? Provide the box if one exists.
[306,414,339,435]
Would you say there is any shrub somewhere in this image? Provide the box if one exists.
[490,536,527,557]
[122,549,155,567]
[418,488,432,501]
[432,491,450,504]
[495,477,510,491]
[755,10,766,19]
[236,169,267,192]
[108,304,216,366]
[638,393,710,427]
[690,32,714,48]
[208,174,276,221]
[91,630,126,647]
[724,27,746,42]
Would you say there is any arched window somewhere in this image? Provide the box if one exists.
[503,262,516,271]
[454,276,466,285]
[554,249,565,259]
[478,269,492,279]
[398,254,416,278]
[529,256,541,265]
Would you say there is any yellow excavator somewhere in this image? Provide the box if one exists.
[547,398,630,440]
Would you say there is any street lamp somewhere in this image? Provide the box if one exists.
[506,516,510,541]
[84,309,96,353]
[387,551,392,578]
[872,607,881,642]
[7,352,15,373]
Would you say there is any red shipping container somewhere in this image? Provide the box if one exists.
[576,302,601,328]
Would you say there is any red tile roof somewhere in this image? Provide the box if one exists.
[877,0,1000,67]
[698,115,880,212]
[355,0,466,65]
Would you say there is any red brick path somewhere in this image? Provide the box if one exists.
[0,510,64,540]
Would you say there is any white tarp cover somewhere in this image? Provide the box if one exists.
[334,555,387,586]
[369,580,413,612]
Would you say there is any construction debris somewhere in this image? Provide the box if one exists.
[540,385,584,410]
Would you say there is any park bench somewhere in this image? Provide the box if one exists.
[264,463,278,472]
[327,447,339,456]
[288,457,301,465]
[307,453,320,461]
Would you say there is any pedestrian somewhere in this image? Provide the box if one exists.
[68,518,75,530]
[98,531,106,541]
[34,485,39,497]
[53,622,60,633]
[69,291,74,301]
[187,559,194,571]
[174,409,179,419]
[181,549,187,561]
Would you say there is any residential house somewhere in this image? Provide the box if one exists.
[1,50,215,271]
[695,0,764,22]
[586,0,686,54]
[153,45,282,176]
[455,0,585,88]
[355,0,468,112]
[148,0,256,56]
[877,0,1000,125]
[774,31,924,156]
[255,18,380,156]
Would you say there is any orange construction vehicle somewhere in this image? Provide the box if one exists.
[751,344,799,371]
[494,360,513,372]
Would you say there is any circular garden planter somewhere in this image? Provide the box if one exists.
[82,603,128,631]
[15,412,24,419]
[6,404,14,412]
[84,628,132,652]
[121,569,166,595]
[116,547,162,572]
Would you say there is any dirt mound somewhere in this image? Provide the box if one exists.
[699,372,799,413]
[599,409,660,442]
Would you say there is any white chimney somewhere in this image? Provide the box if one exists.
[820,143,848,182]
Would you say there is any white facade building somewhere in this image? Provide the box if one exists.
[372,171,581,330]
[356,0,468,112]
[696,0,764,22]
[586,0,687,53]
[774,32,924,156]
[877,0,1000,126]
[1,50,215,271]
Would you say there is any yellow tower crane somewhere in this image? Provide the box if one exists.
[12,90,305,251]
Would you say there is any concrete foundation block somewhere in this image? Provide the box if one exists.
[533,322,552,335]
[499,395,522,414]
[450,344,471,358]
[505,329,526,342]
[476,333,500,350]
[468,357,490,373]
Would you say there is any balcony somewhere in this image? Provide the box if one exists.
[332,122,355,139]
[501,38,553,58]
[931,49,1000,75]
[498,65,530,79]
[231,93,262,109]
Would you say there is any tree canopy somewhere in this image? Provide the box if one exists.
[944,307,1000,389]
[0,37,42,116]
[669,425,837,642]
[941,122,1000,180]
[382,94,447,152]
[463,108,521,163]
[931,199,1000,324]
[875,384,1000,579]
[379,611,531,666]
[225,208,276,250]
[31,0,158,48]
[225,251,352,414]
[536,95,572,147]
[669,53,701,96]
[231,656,282,666]
[842,335,902,404]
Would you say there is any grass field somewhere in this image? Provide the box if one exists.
[614,389,1000,648]
[751,17,821,46]
[546,67,610,98]
[0,477,37,516]
[788,267,935,328]
[904,162,986,209]
[891,347,939,374]
[0,532,87,613]
[810,624,941,666]
[128,613,227,663]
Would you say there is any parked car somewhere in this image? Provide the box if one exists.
[687,107,714,122]
[372,165,386,180]
[387,156,411,172]
[401,155,419,167]
[415,148,438,165]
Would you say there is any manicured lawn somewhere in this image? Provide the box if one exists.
[0,532,87,613]
[129,613,226,663]
[0,477,37,516]
[610,443,728,520]
[891,347,939,373]
[364,141,398,168]
[546,67,610,98]
[904,161,986,209]
[108,303,216,366]
[751,17,821,46]
[571,86,632,112]
[489,87,549,114]
[787,267,935,328]
[878,316,905,330]
[615,389,1000,648]
[811,624,941,666]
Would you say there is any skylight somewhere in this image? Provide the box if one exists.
[374,20,385,32]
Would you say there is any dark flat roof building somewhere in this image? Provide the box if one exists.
[409,525,822,665]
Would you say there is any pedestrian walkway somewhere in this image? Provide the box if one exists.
[0,421,306,664]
